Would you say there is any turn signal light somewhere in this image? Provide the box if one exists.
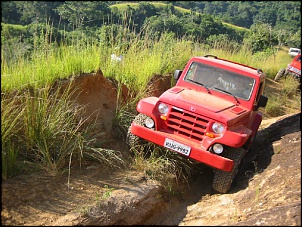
[206,132,215,138]
[160,115,167,120]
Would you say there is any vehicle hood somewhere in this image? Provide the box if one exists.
[163,87,236,113]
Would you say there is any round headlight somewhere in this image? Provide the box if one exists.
[145,117,155,128]
[212,122,224,134]
[212,144,224,154]
[158,103,169,114]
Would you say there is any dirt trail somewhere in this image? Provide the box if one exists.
[1,73,301,226]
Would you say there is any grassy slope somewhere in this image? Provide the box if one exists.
[110,2,249,32]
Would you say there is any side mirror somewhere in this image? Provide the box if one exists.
[256,95,268,110]
[174,70,182,80]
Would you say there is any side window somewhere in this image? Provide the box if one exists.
[185,63,197,80]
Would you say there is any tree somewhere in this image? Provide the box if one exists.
[13,1,63,25]
[1,1,21,24]
[55,1,110,29]
[243,22,277,53]
[253,8,277,26]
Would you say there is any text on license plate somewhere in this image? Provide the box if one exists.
[164,138,191,156]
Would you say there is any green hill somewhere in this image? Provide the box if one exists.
[110,2,249,32]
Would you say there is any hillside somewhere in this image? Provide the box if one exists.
[1,72,301,226]
[110,2,249,32]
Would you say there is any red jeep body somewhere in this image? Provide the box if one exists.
[274,54,301,82]
[286,54,301,78]
[128,55,268,193]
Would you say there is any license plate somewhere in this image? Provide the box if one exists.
[164,138,191,156]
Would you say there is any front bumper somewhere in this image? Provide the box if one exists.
[131,123,234,172]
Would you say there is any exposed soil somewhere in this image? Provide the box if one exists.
[1,72,301,226]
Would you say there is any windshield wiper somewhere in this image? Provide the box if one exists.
[187,79,210,93]
[212,87,240,104]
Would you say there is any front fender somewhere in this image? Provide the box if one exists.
[223,125,252,147]
[136,97,159,117]
[243,112,263,149]
[250,112,263,137]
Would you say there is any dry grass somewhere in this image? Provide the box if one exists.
[263,77,300,119]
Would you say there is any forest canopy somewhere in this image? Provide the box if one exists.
[1,1,301,57]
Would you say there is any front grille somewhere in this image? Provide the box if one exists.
[167,107,209,142]
[288,66,301,76]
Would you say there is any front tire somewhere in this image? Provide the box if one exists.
[126,113,148,148]
[274,68,286,81]
[212,147,246,193]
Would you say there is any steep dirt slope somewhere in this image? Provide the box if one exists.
[179,113,301,226]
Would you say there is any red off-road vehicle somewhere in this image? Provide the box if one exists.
[127,55,268,193]
[274,54,301,82]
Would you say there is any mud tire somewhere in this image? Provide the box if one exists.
[212,147,246,193]
[126,113,148,148]
[274,68,286,81]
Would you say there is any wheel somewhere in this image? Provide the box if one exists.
[212,147,246,193]
[274,68,286,81]
[126,113,148,148]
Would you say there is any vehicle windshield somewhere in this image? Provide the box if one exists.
[184,62,255,100]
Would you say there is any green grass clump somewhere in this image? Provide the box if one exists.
[1,39,103,92]
[1,93,24,179]
[20,85,86,174]
[130,143,196,185]
[264,76,300,117]
[1,82,125,179]
[280,76,301,98]
[264,96,285,117]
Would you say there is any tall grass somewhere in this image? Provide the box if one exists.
[1,93,24,179]
[1,82,125,179]
[1,21,296,92]
[101,31,195,92]
[20,84,90,175]
[264,76,301,117]
[1,38,103,91]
